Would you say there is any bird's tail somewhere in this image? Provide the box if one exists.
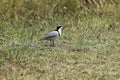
[39,38,44,40]
[39,37,45,40]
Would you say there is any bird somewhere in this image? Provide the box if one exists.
[40,25,63,46]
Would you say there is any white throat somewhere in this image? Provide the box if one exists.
[58,28,62,36]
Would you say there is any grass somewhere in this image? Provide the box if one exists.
[0,0,120,80]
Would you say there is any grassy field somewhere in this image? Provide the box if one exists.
[0,0,120,80]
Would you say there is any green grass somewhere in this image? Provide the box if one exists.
[0,0,120,80]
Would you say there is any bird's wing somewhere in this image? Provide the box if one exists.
[43,31,59,39]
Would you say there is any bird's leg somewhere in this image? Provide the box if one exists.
[50,40,55,47]
[52,41,55,46]
[50,40,52,45]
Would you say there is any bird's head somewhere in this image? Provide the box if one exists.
[55,25,64,36]
[56,25,63,31]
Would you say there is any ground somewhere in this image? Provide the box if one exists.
[0,0,120,80]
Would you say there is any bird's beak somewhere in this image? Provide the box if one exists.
[62,25,65,27]
[61,25,65,30]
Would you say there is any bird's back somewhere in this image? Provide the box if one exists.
[42,31,59,40]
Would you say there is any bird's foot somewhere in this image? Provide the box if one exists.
[50,44,55,47]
